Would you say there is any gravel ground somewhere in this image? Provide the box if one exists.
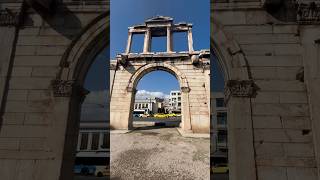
[110,126,210,180]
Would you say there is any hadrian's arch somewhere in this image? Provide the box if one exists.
[0,1,319,180]
[52,12,109,180]
[212,19,257,180]
[0,1,110,180]
[212,0,320,179]
[110,56,211,133]
[110,16,211,134]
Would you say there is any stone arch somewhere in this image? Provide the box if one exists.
[211,20,251,81]
[51,11,110,180]
[127,62,189,90]
[125,62,192,131]
[211,19,257,180]
[57,11,109,83]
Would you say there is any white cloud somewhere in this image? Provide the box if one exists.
[135,90,170,99]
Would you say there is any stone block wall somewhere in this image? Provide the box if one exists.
[0,0,319,179]
[213,0,320,179]
[0,1,108,180]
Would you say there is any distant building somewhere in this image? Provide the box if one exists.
[134,97,164,114]
[76,121,109,156]
[169,90,181,113]
[211,92,228,165]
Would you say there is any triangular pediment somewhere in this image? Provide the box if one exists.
[146,16,173,23]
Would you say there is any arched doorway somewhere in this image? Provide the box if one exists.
[211,19,258,180]
[50,12,110,180]
[110,62,193,132]
[131,70,181,129]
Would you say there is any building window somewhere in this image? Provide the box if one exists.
[217,130,227,143]
[178,102,181,106]
[135,104,138,109]
[146,104,149,108]
[101,133,109,149]
[139,104,141,109]
[80,133,88,150]
[178,97,181,101]
[178,92,181,95]
[217,112,227,125]
[91,133,100,150]
[216,98,225,107]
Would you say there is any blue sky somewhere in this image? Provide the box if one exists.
[211,55,225,92]
[110,0,210,58]
[84,47,109,91]
[136,71,179,95]
[84,0,224,95]
[110,0,210,96]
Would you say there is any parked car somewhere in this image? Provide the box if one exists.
[140,114,150,118]
[167,113,177,117]
[154,113,168,118]
[133,110,145,118]
[95,165,109,177]
[74,164,96,175]
[212,164,229,174]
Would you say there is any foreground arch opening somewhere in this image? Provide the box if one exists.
[210,51,229,179]
[131,70,182,130]
[72,47,110,179]
[58,46,110,180]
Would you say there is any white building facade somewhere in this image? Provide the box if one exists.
[133,97,164,114]
[76,121,109,158]
[211,92,228,165]
[169,90,181,113]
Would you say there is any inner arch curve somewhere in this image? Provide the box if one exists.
[127,62,189,91]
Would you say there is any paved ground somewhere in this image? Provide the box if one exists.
[110,126,210,180]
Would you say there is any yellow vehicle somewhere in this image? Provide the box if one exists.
[167,113,177,117]
[212,164,229,174]
[154,113,168,118]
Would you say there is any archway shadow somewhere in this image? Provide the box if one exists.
[24,1,82,40]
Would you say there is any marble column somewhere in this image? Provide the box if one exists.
[187,27,194,52]
[143,29,151,53]
[125,31,133,54]
[167,26,173,52]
